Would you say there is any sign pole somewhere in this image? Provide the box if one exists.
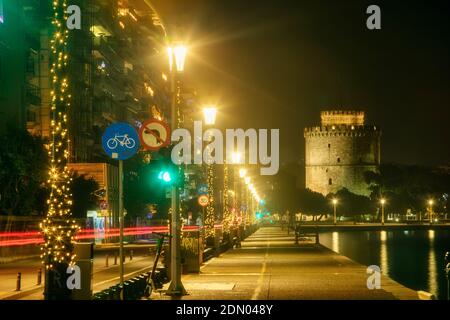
[119,159,124,299]
[102,122,139,300]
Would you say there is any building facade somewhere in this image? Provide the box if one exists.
[304,111,381,196]
[1,0,176,224]
[0,0,47,135]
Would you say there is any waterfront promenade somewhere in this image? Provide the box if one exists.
[155,226,419,300]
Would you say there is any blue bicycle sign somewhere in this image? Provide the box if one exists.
[102,122,140,160]
[106,134,136,149]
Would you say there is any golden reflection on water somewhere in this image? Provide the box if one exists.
[428,230,438,296]
[332,231,339,253]
[380,231,388,275]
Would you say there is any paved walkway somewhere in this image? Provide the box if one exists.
[0,251,155,300]
[156,227,419,300]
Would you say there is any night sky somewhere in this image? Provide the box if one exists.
[159,0,450,166]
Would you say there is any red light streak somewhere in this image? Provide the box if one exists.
[0,225,212,247]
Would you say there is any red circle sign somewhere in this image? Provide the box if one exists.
[139,119,171,151]
[198,195,209,207]
[100,201,108,210]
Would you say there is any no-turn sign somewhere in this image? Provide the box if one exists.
[139,119,171,151]
[198,195,209,207]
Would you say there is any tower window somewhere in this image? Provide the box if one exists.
[328,178,332,185]
[328,143,331,148]
[337,157,340,163]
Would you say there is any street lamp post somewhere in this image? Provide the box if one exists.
[166,43,187,296]
[244,176,251,229]
[428,199,434,225]
[203,106,217,246]
[380,198,386,226]
[230,153,241,242]
[238,168,247,240]
[332,198,338,225]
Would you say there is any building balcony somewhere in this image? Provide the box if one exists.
[25,82,41,106]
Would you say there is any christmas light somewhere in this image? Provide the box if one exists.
[222,163,231,233]
[205,163,215,238]
[40,0,79,270]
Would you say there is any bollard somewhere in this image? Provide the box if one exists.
[114,252,118,265]
[445,251,450,301]
[16,272,21,291]
[130,250,133,261]
[37,269,42,285]
[105,254,109,267]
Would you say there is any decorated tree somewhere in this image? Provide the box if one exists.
[39,0,79,299]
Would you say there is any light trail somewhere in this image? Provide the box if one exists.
[0,225,209,247]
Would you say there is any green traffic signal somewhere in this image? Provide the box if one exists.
[158,170,172,183]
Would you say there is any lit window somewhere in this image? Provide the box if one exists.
[0,0,4,24]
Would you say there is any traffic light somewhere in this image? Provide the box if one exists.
[157,158,182,186]
[158,170,172,183]
[142,155,183,187]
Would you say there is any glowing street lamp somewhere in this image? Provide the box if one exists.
[203,106,217,125]
[167,44,187,72]
[231,152,242,164]
[332,198,338,225]
[380,198,386,226]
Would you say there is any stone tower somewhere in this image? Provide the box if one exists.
[304,111,381,196]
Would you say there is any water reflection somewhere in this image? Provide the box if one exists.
[380,231,388,275]
[332,232,339,253]
[320,229,450,299]
[428,230,438,296]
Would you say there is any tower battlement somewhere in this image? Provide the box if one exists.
[304,125,380,138]
[321,110,365,126]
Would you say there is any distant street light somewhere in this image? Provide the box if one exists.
[332,198,338,225]
[380,198,386,226]
[428,199,434,225]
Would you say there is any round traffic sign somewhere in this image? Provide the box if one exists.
[102,122,140,160]
[100,201,108,210]
[139,119,171,151]
[198,195,209,207]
